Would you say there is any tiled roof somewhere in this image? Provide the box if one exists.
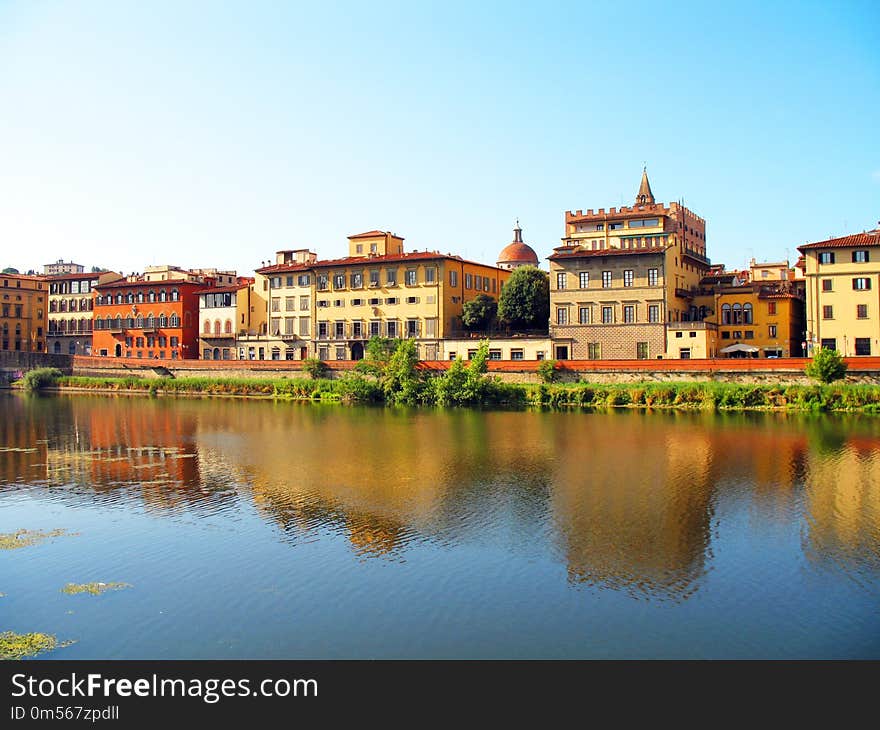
[254,262,313,275]
[497,242,539,264]
[43,271,113,281]
[347,230,400,240]
[548,246,665,261]
[257,250,506,273]
[94,278,205,289]
[798,229,879,251]
[194,283,249,294]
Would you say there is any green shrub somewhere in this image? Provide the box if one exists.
[302,357,327,380]
[21,368,62,392]
[536,359,558,384]
[805,348,847,384]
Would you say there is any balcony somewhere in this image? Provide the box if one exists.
[675,287,695,299]
[203,331,235,339]
[667,321,717,331]
[682,247,710,265]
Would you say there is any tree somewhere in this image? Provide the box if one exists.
[2,267,19,274]
[382,339,422,404]
[498,266,549,330]
[461,294,497,331]
[805,348,847,383]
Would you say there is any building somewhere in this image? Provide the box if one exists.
[548,169,710,360]
[308,231,510,361]
[250,249,317,361]
[46,270,122,355]
[799,227,880,356]
[441,336,551,362]
[92,276,206,360]
[197,279,256,361]
[497,222,540,270]
[43,259,84,276]
[1,273,47,352]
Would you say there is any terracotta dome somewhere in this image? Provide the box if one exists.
[497,223,539,269]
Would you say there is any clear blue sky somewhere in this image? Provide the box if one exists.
[2,0,878,276]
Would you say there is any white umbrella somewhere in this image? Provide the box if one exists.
[720,343,759,354]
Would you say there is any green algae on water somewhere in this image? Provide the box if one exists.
[0,631,73,660]
[61,582,132,596]
[0,529,70,551]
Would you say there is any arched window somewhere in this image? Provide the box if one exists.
[79,317,87,333]
[159,290,167,302]
[49,301,57,312]
[69,318,76,333]
[115,315,123,329]
[115,294,123,305]
[80,298,88,310]
[721,303,731,325]
[743,303,753,324]
[105,315,112,329]
[224,319,232,334]
[169,314,180,328]
[158,314,168,327]
[53,341,61,354]
[135,315,143,328]
[58,320,67,334]
[170,289,179,302]
[126,292,134,304]
[136,292,144,303]
[204,320,211,334]
[68,341,76,355]
[146,314,155,329]
[214,320,221,335]
[732,303,742,324]
[15,324,22,335]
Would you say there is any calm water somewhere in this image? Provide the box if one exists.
[1,392,879,659]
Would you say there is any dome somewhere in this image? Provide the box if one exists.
[497,223,539,270]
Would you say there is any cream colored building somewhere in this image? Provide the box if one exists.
[441,336,551,362]
[799,227,880,356]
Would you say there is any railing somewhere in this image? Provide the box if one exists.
[675,287,694,299]
[667,321,717,330]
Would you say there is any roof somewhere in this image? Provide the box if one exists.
[347,230,401,240]
[798,229,880,252]
[194,283,249,295]
[93,278,205,290]
[43,271,113,281]
[636,168,655,205]
[254,262,313,275]
[548,246,666,261]
[497,241,539,264]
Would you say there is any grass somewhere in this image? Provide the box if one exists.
[0,631,71,660]
[49,374,880,412]
[60,582,132,596]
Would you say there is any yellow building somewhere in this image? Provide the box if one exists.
[549,169,710,360]
[799,227,880,356]
[47,270,122,355]
[198,279,260,360]
[310,231,510,361]
[1,273,47,353]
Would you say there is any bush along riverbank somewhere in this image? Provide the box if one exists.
[13,345,880,413]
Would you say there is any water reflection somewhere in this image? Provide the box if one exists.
[2,394,880,603]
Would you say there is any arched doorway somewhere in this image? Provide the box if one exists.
[53,341,61,354]
[114,343,122,357]
[213,348,220,360]
[351,342,364,361]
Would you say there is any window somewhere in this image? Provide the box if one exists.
[578,306,590,324]
[510,349,524,361]
[767,301,777,315]
[820,338,836,351]
[556,273,566,290]
[386,320,398,338]
[449,270,458,287]
[298,274,311,287]
[623,305,635,323]
[336,346,346,361]
[350,272,363,289]
[556,308,568,325]
[317,275,328,291]
[587,343,601,360]
[608,222,624,230]
[334,321,345,338]
[317,299,329,308]
[333,299,344,307]
[483,276,490,292]
[579,272,589,289]
[284,317,295,335]
[352,321,363,338]
[732,303,743,324]
[857,304,868,319]
[368,297,380,305]
[318,321,328,338]
[602,271,612,288]
[636,342,648,359]
[425,318,437,337]
[299,317,310,336]
[630,218,659,228]
[675,331,683,338]
[822,305,833,319]
[285,296,295,311]
[819,252,835,264]
[369,270,380,287]
[721,331,730,339]
[286,276,294,288]
[405,270,417,286]
[743,302,753,324]
[333,273,345,290]
[300,296,309,311]
[855,338,871,356]
[732,331,743,339]
[744,331,754,339]
[853,250,869,263]
[602,306,613,324]
[623,270,634,287]
[489,349,502,360]
[425,267,436,284]
[648,304,660,323]
[406,319,419,337]
[769,325,777,338]
[465,273,473,289]
[386,269,397,286]
[405,296,419,304]
[385,297,398,305]
[822,279,833,292]
[369,320,381,337]
[853,277,871,290]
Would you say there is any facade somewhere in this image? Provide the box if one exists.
[441,336,551,362]
[497,223,540,270]
[44,260,84,276]
[307,231,510,361]
[1,274,47,353]
[198,280,255,360]
[548,170,710,360]
[92,278,205,360]
[799,228,880,356]
[47,271,122,355]
[251,249,316,361]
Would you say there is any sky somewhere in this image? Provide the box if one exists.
[1,0,878,277]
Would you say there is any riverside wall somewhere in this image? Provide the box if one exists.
[64,355,880,386]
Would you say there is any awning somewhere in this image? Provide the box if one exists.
[720,343,759,354]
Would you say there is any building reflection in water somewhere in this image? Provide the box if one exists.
[2,394,880,599]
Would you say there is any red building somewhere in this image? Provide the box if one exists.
[91,279,204,360]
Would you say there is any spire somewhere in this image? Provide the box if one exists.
[636,166,654,205]
[513,219,523,243]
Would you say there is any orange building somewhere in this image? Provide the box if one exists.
[91,279,204,360]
